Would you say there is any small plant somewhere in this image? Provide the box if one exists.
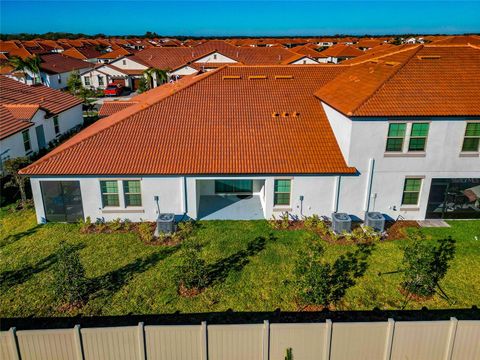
[401,232,456,298]
[285,347,293,360]
[295,243,372,308]
[138,222,153,242]
[108,218,123,231]
[176,242,208,293]
[79,216,92,233]
[303,214,322,231]
[123,219,132,231]
[52,241,87,308]
[96,221,107,233]
[177,220,195,239]
[344,226,380,244]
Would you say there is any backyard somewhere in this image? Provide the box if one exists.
[1,205,479,317]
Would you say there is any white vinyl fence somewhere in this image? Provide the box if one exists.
[1,318,479,360]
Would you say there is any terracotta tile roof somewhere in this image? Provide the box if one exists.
[430,35,480,46]
[340,44,409,65]
[316,45,480,117]
[318,44,364,58]
[355,39,385,49]
[20,66,355,176]
[0,75,82,115]
[98,101,137,117]
[2,103,39,120]
[63,46,102,60]
[39,53,93,74]
[0,105,34,139]
[97,47,132,60]
[291,45,322,58]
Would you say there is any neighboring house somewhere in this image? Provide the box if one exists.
[81,55,150,90]
[97,47,132,63]
[0,76,83,171]
[20,44,480,224]
[317,44,364,64]
[62,46,102,63]
[16,54,93,89]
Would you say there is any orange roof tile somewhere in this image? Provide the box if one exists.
[21,66,355,176]
[316,45,480,117]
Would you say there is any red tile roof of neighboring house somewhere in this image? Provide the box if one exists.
[97,47,132,59]
[0,75,82,115]
[429,35,480,46]
[98,101,137,117]
[316,45,480,117]
[291,45,322,58]
[39,53,93,74]
[355,39,385,49]
[63,46,102,60]
[0,105,35,139]
[318,44,364,58]
[20,66,355,176]
[340,44,405,65]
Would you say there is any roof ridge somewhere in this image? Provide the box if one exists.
[20,68,222,175]
[344,44,421,66]
[350,45,423,115]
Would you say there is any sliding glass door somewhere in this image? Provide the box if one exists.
[40,181,84,222]
[215,180,253,194]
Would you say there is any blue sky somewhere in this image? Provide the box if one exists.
[1,1,479,36]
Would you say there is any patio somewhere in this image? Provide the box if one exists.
[197,195,265,220]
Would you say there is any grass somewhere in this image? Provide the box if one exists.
[1,206,479,317]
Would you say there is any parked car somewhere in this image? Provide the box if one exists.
[104,84,124,97]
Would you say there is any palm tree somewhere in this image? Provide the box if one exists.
[142,68,169,90]
[2,55,42,84]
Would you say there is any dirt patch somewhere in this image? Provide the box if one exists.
[178,283,203,297]
[399,287,434,302]
[386,221,420,240]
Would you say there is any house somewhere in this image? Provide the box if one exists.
[80,55,151,90]
[0,76,83,171]
[97,47,133,64]
[317,44,364,64]
[20,44,480,223]
[62,46,102,63]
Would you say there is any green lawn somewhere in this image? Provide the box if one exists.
[1,206,479,317]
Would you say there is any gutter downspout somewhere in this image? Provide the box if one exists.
[364,158,375,213]
[333,176,341,213]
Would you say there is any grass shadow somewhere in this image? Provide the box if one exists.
[204,234,276,286]
[0,225,42,249]
[86,246,179,299]
[0,243,86,291]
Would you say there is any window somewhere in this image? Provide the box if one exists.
[53,116,60,135]
[213,54,217,60]
[123,180,142,206]
[462,122,480,152]
[215,180,253,193]
[98,75,104,86]
[385,123,406,152]
[122,59,126,65]
[100,180,119,207]
[401,178,422,206]
[408,123,429,151]
[58,75,62,84]
[84,76,90,86]
[22,130,31,152]
[274,179,291,206]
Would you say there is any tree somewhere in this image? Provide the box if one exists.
[137,77,148,94]
[66,70,82,96]
[3,157,31,207]
[2,55,41,84]
[402,232,456,298]
[143,68,169,90]
[295,242,372,308]
[53,241,88,307]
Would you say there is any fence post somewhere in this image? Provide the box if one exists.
[263,320,270,360]
[8,327,20,360]
[201,321,208,360]
[138,322,146,360]
[445,317,458,360]
[384,318,395,360]
[73,324,84,360]
[324,319,332,360]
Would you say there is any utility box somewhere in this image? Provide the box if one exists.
[331,212,352,234]
[365,212,385,232]
[155,213,175,236]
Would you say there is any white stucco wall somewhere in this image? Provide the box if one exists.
[0,105,82,165]
[109,57,148,71]
[194,52,237,64]
[323,103,480,220]
[40,68,91,89]
[170,66,198,77]
[290,57,319,65]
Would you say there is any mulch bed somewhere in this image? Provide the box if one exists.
[178,283,203,297]
[385,221,420,240]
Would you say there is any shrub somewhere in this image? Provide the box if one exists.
[79,216,92,233]
[138,222,153,242]
[344,226,380,244]
[123,219,132,231]
[402,232,456,297]
[52,241,87,306]
[176,242,208,291]
[285,348,293,360]
[303,214,322,231]
[176,220,195,239]
[108,218,123,231]
[295,243,372,307]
